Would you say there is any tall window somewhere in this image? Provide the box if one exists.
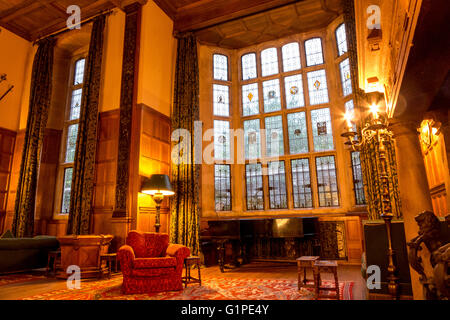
[215,164,232,211]
[339,58,352,96]
[304,38,324,66]
[335,23,348,56]
[60,58,85,213]
[351,152,366,205]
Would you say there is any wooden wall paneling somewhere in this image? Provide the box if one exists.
[0,128,16,234]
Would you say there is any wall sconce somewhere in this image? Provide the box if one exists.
[0,74,14,102]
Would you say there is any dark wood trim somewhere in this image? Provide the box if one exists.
[137,103,171,123]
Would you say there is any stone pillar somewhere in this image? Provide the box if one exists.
[390,120,434,300]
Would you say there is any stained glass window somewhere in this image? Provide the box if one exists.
[215,164,232,211]
[263,79,281,113]
[261,47,279,77]
[311,108,334,151]
[214,120,230,160]
[61,167,73,213]
[287,112,308,154]
[305,38,324,66]
[345,99,357,132]
[316,156,339,207]
[335,24,348,56]
[282,42,301,72]
[284,74,305,109]
[268,161,287,209]
[242,83,259,116]
[245,163,264,210]
[65,124,79,163]
[242,53,257,80]
[70,89,82,120]
[265,115,284,157]
[351,152,366,205]
[307,69,329,105]
[213,54,229,81]
[213,84,230,117]
[339,58,352,96]
[73,58,85,85]
[291,159,313,208]
[244,119,261,159]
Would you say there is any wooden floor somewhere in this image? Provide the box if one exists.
[0,263,366,300]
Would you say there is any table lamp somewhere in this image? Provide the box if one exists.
[141,174,175,233]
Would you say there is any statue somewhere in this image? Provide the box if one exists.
[407,211,449,299]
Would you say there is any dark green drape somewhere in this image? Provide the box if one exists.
[67,16,106,235]
[170,33,200,256]
[12,38,55,238]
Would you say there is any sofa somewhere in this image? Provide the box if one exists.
[0,231,60,274]
[118,231,190,294]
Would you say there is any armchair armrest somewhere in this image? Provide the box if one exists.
[166,244,191,274]
[118,245,136,276]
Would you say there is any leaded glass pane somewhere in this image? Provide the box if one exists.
[214,120,230,160]
[263,79,281,113]
[291,159,313,208]
[73,58,85,85]
[245,163,264,210]
[69,89,82,120]
[305,38,324,66]
[287,112,308,154]
[316,156,339,207]
[61,167,73,213]
[215,164,232,211]
[307,69,329,105]
[242,53,257,80]
[335,24,348,56]
[213,84,230,117]
[268,161,287,209]
[284,74,305,109]
[311,108,334,151]
[65,124,79,163]
[244,119,261,159]
[213,54,228,81]
[265,115,284,157]
[261,47,279,77]
[242,83,259,116]
[339,58,352,96]
[282,42,301,72]
[351,151,366,205]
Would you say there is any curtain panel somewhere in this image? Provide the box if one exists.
[170,33,200,256]
[67,16,106,235]
[12,38,56,238]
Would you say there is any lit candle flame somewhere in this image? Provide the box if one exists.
[344,111,354,131]
[370,104,378,119]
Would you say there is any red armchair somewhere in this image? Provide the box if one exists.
[118,231,190,294]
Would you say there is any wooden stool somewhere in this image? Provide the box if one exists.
[313,260,339,300]
[182,256,201,288]
[100,253,118,279]
[46,250,61,277]
[296,256,320,289]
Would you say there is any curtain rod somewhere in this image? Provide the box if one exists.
[33,9,114,45]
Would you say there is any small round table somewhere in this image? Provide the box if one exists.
[182,256,202,288]
[100,253,118,279]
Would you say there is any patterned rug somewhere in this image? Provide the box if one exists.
[0,274,46,287]
[21,276,353,300]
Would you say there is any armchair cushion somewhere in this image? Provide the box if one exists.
[134,257,177,269]
[126,231,169,258]
[131,267,176,278]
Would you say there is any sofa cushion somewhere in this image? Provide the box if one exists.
[126,231,169,258]
[1,230,14,239]
[131,267,176,278]
[134,257,177,269]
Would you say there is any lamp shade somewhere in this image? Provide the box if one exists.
[141,174,175,196]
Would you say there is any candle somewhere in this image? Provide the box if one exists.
[370,103,378,119]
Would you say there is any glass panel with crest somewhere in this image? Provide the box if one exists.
[304,38,324,66]
[282,42,301,72]
[242,83,259,116]
[242,53,257,80]
[310,108,334,151]
[65,124,79,163]
[213,84,230,117]
[244,119,261,160]
[61,167,73,214]
[214,120,230,160]
[69,89,82,120]
[268,161,288,209]
[265,115,284,157]
[245,163,264,210]
[335,24,348,56]
[263,79,281,113]
[284,74,305,109]
[287,112,308,154]
[73,58,85,85]
[307,69,329,105]
[213,54,228,81]
[316,156,339,207]
[291,158,313,208]
[339,58,352,96]
[215,164,232,211]
[261,47,279,77]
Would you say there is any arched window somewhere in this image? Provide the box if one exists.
[335,23,348,56]
[282,42,301,72]
[241,53,257,80]
[213,53,229,81]
[304,38,324,66]
[260,47,279,76]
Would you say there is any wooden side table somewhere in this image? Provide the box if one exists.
[100,253,118,279]
[313,260,340,300]
[182,256,201,288]
[46,250,61,277]
[296,256,320,289]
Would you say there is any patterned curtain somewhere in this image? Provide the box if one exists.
[170,33,200,256]
[12,38,56,238]
[67,16,106,235]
